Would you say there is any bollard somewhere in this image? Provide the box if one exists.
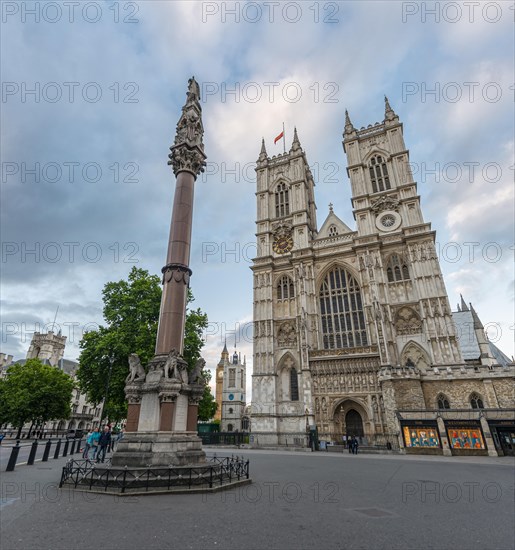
[6,440,21,471]
[63,440,69,457]
[42,439,52,462]
[54,439,61,459]
[70,439,76,455]
[27,439,38,465]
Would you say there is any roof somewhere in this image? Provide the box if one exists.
[317,208,353,239]
[451,309,512,367]
[452,310,481,361]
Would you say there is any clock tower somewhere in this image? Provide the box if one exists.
[214,342,228,422]
[251,129,318,446]
[220,345,246,432]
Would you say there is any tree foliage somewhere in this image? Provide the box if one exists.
[198,368,218,421]
[77,268,161,422]
[77,267,217,422]
[2,359,74,434]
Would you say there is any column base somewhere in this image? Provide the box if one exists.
[111,431,205,468]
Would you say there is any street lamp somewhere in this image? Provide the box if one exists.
[99,354,114,427]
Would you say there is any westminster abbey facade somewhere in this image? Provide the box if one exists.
[250,99,514,456]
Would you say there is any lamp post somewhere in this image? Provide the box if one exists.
[99,354,114,427]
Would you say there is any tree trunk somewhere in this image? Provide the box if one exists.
[16,424,23,439]
[27,421,34,439]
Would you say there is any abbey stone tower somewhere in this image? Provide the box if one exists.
[251,98,514,455]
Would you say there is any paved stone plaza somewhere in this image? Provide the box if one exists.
[1,449,513,550]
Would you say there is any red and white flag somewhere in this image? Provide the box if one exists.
[274,130,284,145]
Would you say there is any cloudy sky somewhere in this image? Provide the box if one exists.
[2,1,513,398]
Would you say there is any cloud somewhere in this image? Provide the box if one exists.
[1,1,513,390]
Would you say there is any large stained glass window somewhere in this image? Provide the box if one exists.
[319,267,368,349]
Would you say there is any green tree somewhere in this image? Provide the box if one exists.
[198,368,218,422]
[77,267,216,423]
[0,378,9,428]
[2,359,74,438]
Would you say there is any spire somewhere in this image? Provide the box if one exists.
[220,339,229,364]
[460,294,469,312]
[343,109,356,136]
[290,126,301,152]
[457,303,461,312]
[257,137,268,164]
[384,95,398,123]
[470,303,484,330]
[384,95,392,112]
[168,76,206,177]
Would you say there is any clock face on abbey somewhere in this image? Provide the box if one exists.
[273,235,293,254]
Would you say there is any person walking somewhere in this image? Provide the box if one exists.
[352,437,359,455]
[96,426,112,463]
[82,430,93,458]
[87,428,101,461]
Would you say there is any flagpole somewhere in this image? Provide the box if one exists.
[282,122,286,154]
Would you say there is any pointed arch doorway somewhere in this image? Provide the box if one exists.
[345,409,364,437]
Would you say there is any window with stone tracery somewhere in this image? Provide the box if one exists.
[328,225,339,236]
[319,267,368,349]
[470,393,484,409]
[386,254,410,282]
[437,393,450,409]
[290,368,299,401]
[277,275,295,300]
[228,368,235,387]
[369,155,391,193]
[275,182,290,217]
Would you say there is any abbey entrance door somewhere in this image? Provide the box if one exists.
[345,409,364,437]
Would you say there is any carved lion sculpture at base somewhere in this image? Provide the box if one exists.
[126,353,146,382]
[188,357,206,386]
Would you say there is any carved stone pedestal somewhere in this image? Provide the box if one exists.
[112,349,207,468]
[111,431,205,467]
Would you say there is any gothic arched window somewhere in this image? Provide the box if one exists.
[369,155,391,193]
[328,225,339,236]
[386,254,410,282]
[290,368,299,401]
[275,182,290,218]
[470,393,484,409]
[437,394,450,409]
[319,267,368,349]
[277,275,294,300]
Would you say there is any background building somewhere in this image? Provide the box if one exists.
[0,331,101,434]
[215,343,247,432]
[250,99,514,455]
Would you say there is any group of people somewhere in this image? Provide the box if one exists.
[347,435,360,454]
[82,426,124,462]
